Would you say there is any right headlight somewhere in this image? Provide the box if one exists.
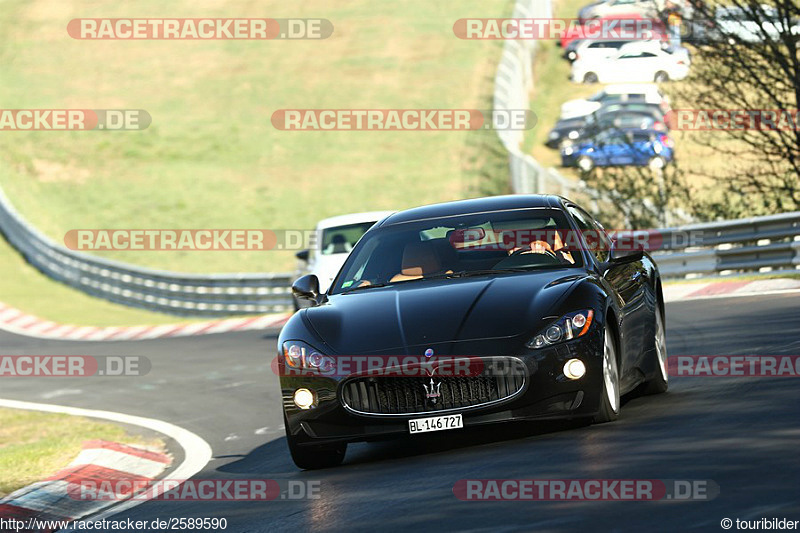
[526,309,594,349]
[282,340,335,372]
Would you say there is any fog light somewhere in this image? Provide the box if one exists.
[293,388,316,409]
[563,359,586,380]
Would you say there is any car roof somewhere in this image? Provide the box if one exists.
[377,195,565,226]
[316,210,396,230]
[578,38,636,47]
[619,43,662,52]
[599,127,665,136]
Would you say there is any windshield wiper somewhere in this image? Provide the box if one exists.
[341,282,392,294]
[412,269,528,281]
[341,269,530,292]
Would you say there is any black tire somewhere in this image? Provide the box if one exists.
[285,415,346,469]
[642,302,669,395]
[654,71,669,82]
[583,72,599,84]
[594,325,621,424]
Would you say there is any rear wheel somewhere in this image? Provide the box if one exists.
[583,72,599,84]
[648,156,666,170]
[285,414,346,469]
[654,71,669,82]
[642,305,669,395]
[594,326,621,423]
[577,155,595,172]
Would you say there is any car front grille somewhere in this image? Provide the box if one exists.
[340,357,526,415]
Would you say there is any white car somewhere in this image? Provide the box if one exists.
[294,211,394,305]
[560,83,669,119]
[579,0,661,21]
[571,39,640,66]
[571,42,690,83]
[713,5,800,43]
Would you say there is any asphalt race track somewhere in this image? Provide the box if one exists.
[1,293,799,531]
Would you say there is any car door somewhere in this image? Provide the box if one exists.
[569,206,649,387]
[603,52,652,82]
[630,131,657,164]
[604,132,637,166]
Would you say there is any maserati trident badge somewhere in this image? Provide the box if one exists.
[423,378,442,404]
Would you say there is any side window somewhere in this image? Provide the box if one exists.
[567,206,611,263]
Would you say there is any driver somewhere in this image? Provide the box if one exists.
[506,229,575,264]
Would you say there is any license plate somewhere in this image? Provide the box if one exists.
[408,414,463,434]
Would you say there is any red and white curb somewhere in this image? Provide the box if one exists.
[0,440,170,532]
[0,398,213,532]
[663,277,800,303]
[0,302,290,342]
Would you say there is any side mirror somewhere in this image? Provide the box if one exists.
[292,274,320,303]
[609,242,644,264]
[295,249,310,262]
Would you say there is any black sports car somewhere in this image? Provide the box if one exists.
[278,195,668,469]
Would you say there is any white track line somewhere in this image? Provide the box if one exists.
[667,287,800,302]
[0,398,213,527]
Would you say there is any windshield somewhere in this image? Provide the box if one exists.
[320,221,377,255]
[329,209,583,294]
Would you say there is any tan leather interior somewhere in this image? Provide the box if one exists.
[390,240,454,282]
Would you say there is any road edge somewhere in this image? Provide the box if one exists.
[0,398,213,529]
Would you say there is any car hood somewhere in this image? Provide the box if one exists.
[303,269,584,355]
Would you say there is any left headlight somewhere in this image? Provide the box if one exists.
[282,340,335,372]
[526,309,594,349]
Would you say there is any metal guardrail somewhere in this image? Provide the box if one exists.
[646,212,800,278]
[0,187,293,316]
[0,182,798,315]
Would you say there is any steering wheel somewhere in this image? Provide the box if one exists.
[509,246,558,260]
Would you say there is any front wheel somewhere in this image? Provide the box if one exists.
[642,306,669,395]
[285,415,346,469]
[594,326,621,423]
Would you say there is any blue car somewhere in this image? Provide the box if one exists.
[561,128,675,172]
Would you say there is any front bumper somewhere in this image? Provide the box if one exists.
[280,329,605,446]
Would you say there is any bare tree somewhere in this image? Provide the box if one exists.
[579,164,692,229]
[674,0,800,215]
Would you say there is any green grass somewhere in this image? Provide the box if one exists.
[0,0,508,275]
[0,0,510,325]
[0,408,162,498]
